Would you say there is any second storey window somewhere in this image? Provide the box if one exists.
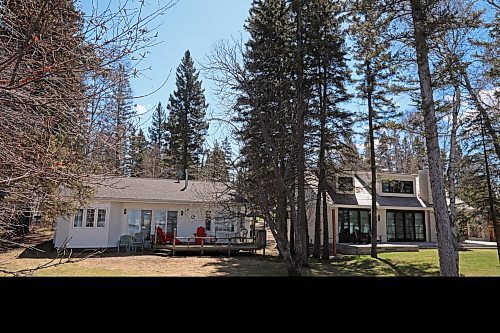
[338,177,354,191]
[381,180,414,194]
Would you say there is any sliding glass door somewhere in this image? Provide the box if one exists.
[387,210,425,242]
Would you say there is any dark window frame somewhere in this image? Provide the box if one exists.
[381,180,414,194]
[386,210,425,242]
[338,208,371,235]
[338,177,354,192]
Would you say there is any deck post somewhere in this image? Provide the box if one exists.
[228,237,231,256]
[201,238,204,256]
[172,227,177,256]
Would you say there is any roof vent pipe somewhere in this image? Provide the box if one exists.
[180,169,188,191]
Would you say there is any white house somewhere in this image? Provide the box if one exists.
[306,169,438,245]
[54,178,247,249]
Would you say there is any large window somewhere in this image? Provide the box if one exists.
[74,209,83,228]
[74,208,106,228]
[155,210,167,232]
[387,210,425,241]
[338,209,370,234]
[381,180,414,194]
[338,177,354,191]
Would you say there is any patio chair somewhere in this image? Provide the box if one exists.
[354,229,371,244]
[132,231,145,251]
[117,235,132,252]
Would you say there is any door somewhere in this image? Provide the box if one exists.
[394,212,405,241]
[387,210,426,242]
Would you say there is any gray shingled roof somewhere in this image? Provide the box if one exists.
[92,178,234,203]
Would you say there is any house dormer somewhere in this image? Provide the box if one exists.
[377,174,417,197]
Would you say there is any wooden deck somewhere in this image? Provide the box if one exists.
[155,243,263,255]
[154,231,267,256]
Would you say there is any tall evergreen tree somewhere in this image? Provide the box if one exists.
[127,128,148,177]
[238,0,300,274]
[148,102,167,177]
[203,141,230,182]
[112,62,135,175]
[301,0,351,260]
[409,0,459,276]
[166,50,209,178]
[350,0,399,258]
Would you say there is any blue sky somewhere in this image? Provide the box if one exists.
[128,0,253,149]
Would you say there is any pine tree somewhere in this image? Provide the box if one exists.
[112,62,136,175]
[300,0,351,260]
[409,0,459,276]
[350,0,400,257]
[166,50,209,178]
[238,0,300,275]
[203,141,230,182]
[148,102,167,177]
[127,128,148,177]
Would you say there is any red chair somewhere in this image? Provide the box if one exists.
[156,226,182,245]
[194,226,207,245]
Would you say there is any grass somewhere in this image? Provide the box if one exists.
[307,249,500,276]
[1,236,499,276]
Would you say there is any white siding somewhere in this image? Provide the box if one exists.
[121,202,244,239]
[56,200,247,249]
[378,209,387,242]
[54,217,70,248]
[428,210,437,242]
[55,203,111,248]
[107,202,124,247]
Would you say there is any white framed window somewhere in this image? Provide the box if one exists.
[73,209,83,228]
[73,208,107,228]
[86,209,95,227]
[97,209,106,228]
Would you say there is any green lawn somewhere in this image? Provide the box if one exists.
[307,249,500,276]
[1,248,499,276]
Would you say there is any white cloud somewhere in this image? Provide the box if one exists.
[134,104,147,115]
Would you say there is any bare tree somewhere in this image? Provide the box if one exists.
[0,0,176,273]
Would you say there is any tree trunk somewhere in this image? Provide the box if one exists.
[480,117,500,262]
[294,0,309,267]
[448,85,460,240]
[366,60,378,258]
[410,0,459,276]
[313,185,322,258]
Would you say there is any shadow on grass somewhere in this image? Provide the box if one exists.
[200,255,288,276]
[307,255,440,276]
[376,257,439,276]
